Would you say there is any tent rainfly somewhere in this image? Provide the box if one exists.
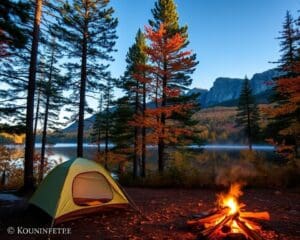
[30,158,129,224]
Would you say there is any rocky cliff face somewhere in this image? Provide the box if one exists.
[191,69,279,107]
[250,69,278,94]
[204,77,243,106]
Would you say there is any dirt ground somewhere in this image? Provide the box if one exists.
[0,188,300,240]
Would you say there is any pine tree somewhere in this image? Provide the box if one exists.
[0,0,30,56]
[92,78,114,169]
[91,94,104,153]
[148,0,199,173]
[24,0,44,190]
[236,77,260,151]
[0,1,41,190]
[0,1,34,124]
[121,29,147,177]
[110,96,134,174]
[276,12,298,75]
[103,78,114,170]
[0,1,67,187]
[266,11,300,156]
[55,0,118,158]
[149,0,197,94]
[38,36,68,182]
[149,0,187,39]
[133,24,198,173]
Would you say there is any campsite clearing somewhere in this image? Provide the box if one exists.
[0,188,300,239]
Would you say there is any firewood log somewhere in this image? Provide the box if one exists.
[239,217,261,231]
[202,213,238,237]
[239,211,270,221]
[235,218,264,240]
[187,208,229,225]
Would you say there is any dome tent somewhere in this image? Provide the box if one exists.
[30,158,129,224]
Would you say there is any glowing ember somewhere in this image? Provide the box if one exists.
[187,183,270,240]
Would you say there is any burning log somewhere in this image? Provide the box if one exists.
[202,213,238,238]
[238,218,261,231]
[235,218,264,240]
[239,211,270,221]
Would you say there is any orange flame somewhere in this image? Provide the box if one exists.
[217,183,243,214]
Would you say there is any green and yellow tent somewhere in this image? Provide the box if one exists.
[30,158,129,224]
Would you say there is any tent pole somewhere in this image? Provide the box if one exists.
[115,181,139,211]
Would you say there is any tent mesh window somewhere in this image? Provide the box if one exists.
[72,172,113,206]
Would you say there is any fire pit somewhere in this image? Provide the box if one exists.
[187,184,270,240]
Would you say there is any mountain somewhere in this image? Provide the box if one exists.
[190,69,280,107]
[204,77,244,106]
[187,88,208,105]
[63,114,96,133]
[62,69,280,133]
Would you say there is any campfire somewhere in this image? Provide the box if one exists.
[187,184,270,240]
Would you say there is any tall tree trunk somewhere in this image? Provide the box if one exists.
[97,127,101,153]
[246,98,252,151]
[133,82,139,178]
[155,76,159,123]
[158,62,167,173]
[97,95,103,153]
[77,20,88,158]
[155,75,162,173]
[33,81,42,140]
[141,82,146,178]
[24,0,43,190]
[104,105,109,170]
[39,92,49,183]
[104,86,111,170]
[133,126,138,177]
[104,122,109,169]
[39,41,55,183]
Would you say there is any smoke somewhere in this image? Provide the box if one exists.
[214,160,258,187]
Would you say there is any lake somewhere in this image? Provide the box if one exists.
[5,143,276,163]
[0,143,279,187]
[2,143,277,173]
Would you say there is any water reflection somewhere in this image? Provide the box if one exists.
[0,143,277,188]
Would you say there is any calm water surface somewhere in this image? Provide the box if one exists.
[0,143,278,185]
[6,143,276,161]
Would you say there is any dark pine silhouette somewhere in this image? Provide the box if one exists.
[24,0,43,190]
[55,0,117,158]
[236,77,260,151]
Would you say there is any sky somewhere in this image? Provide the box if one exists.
[109,0,299,91]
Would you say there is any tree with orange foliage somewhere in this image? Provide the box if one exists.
[132,24,198,173]
[266,11,300,157]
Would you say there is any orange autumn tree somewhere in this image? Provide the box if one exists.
[132,23,198,173]
[267,65,300,157]
[265,11,300,157]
